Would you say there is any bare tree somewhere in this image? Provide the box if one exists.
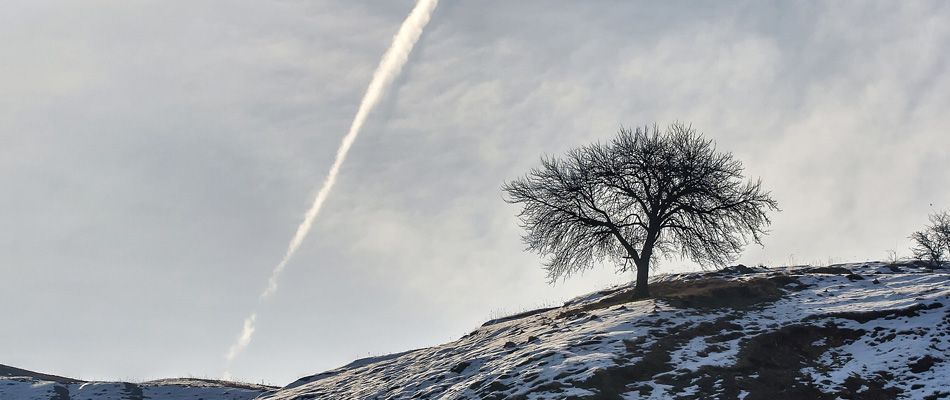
[503,123,779,298]
[911,211,950,264]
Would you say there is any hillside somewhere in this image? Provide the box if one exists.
[2,261,948,399]
[267,261,949,399]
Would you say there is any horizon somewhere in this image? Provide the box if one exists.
[2,0,949,385]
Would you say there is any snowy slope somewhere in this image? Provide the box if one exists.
[0,371,276,400]
[266,261,949,399]
[3,261,947,399]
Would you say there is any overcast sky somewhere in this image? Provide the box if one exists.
[2,0,949,385]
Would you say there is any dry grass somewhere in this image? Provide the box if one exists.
[557,276,786,320]
[654,278,784,309]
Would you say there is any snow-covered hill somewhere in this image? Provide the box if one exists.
[267,261,949,399]
[0,365,276,400]
[3,261,948,399]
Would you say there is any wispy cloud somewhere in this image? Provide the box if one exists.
[225,313,256,363]
[223,0,440,375]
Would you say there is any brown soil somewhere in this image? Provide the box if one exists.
[655,278,785,309]
[804,266,853,275]
[481,307,559,327]
[575,321,872,400]
[806,302,944,324]
[909,355,943,373]
[558,276,788,320]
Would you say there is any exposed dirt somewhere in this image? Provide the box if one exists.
[51,385,70,400]
[558,276,787,320]
[804,266,853,275]
[909,355,943,373]
[482,307,560,327]
[576,322,868,400]
[655,278,785,309]
[807,302,944,323]
[122,382,144,400]
[837,371,901,399]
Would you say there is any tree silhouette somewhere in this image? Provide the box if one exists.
[503,123,779,298]
[911,211,950,264]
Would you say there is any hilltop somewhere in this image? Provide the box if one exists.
[2,261,948,399]
[267,261,949,399]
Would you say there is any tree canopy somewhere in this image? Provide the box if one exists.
[503,123,779,298]
[911,211,950,264]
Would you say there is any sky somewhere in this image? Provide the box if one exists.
[2,0,949,386]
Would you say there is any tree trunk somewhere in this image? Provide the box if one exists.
[632,231,657,299]
[632,259,650,299]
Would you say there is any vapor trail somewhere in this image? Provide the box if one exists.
[223,0,439,374]
[225,313,256,363]
[262,0,439,300]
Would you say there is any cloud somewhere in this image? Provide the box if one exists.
[226,313,256,363]
[2,0,949,384]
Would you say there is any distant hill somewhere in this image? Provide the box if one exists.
[0,364,276,400]
[3,261,948,399]
[0,363,83,385]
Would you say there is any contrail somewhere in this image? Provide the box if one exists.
[223,0,440,374]
[225,313,255,362]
